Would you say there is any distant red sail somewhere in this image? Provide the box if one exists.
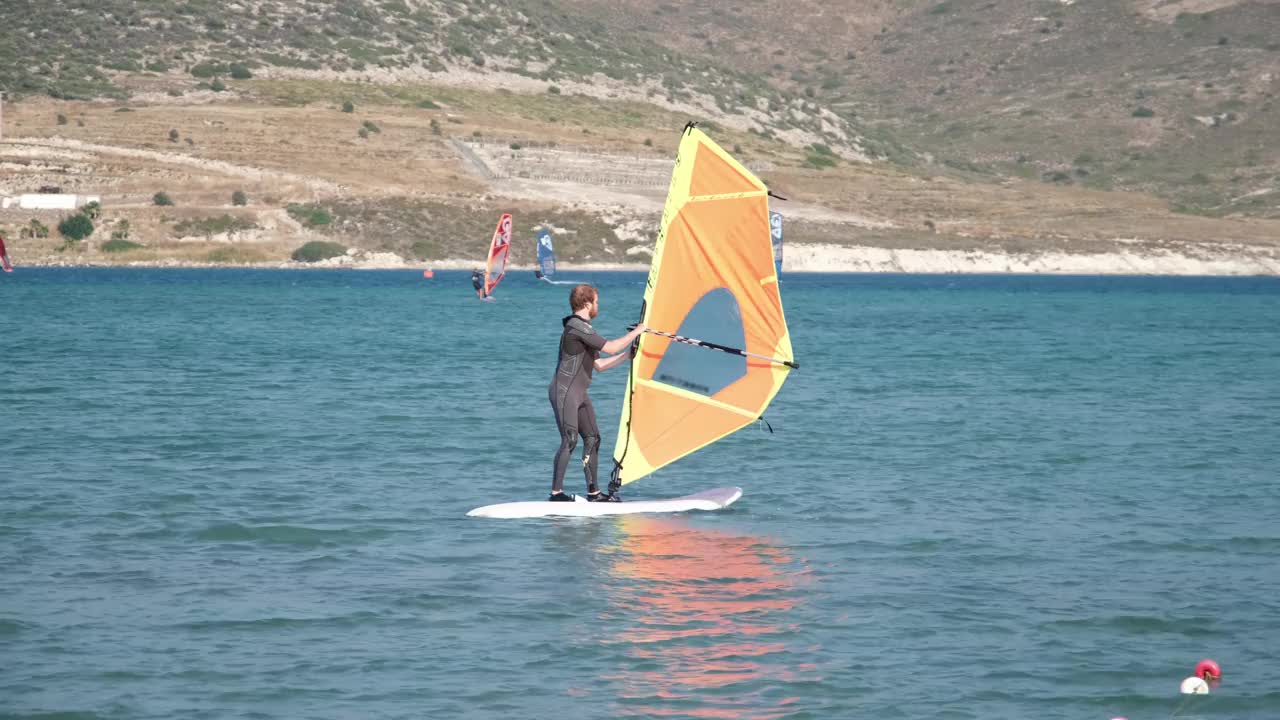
[483,213,512,296]
[0,234,12,272]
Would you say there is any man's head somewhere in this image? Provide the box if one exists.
[570,284,599,319]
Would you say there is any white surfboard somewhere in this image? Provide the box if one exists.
[466,486,742,519]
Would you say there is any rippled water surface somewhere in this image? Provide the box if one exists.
[2,269,1279,719]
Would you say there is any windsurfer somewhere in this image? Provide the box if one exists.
[549,284,645,502]
[471,269,486,299]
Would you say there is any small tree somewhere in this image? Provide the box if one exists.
[210,78,226,92]
[154,192,175,206]
[342,100,355,113]
[56,113,68,125]
[82,201,102,219]
[169,128,180,142]
[22,219,50,239]
[291,240,347,263]
[58,214,95,241]
[232,190,248,206]
[111,219,132,240]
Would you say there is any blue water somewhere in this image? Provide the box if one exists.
[3,269,1279,719]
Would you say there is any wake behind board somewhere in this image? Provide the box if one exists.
[467,486,741,519]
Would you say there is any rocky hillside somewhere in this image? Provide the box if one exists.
[0,0,864,155]
[570,0,1280,217]
[2,1,1280,272]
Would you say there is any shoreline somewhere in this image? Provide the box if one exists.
[9,243,1280,276]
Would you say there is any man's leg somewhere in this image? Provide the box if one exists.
[578,398,601,495]
[550,388,580,496]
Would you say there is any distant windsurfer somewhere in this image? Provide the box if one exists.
[548,284,645,502]
[0,233,11,272]
[471,269,486,299]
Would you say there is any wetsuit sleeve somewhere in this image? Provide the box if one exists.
[565,319,607,352]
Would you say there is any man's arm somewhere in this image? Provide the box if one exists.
[600,323,646,355]
[593,351,631,372]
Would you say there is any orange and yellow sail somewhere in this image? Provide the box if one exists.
[610,125,796,486]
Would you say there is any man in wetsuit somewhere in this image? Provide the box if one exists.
[471,269,486,299]
[548,284,646,502]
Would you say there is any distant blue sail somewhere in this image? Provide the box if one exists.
[769,211,783,275]
[536,230,556,278]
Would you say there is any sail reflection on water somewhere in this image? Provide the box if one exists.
[597,516,818,719]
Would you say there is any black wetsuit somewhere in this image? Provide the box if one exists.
[549,314,607,494]
[471,271,484,296]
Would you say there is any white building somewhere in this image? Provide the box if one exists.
[1,194,101,210]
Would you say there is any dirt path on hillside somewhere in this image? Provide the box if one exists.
[4,137,346,196]
[485,176,896,228]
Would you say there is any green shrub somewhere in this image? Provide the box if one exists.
[210,78,227,92]
[22,219,51,239]
[190,62,224,78]
[547,85,561,95]
[153,192,175,206]
[229,63,253,79]
[417,99,440,109]
[358,127,369,139]
[169,128,179,142]
[56,113,68,125]
[173,215,257,237]
[362,120,381,133]
[58,214,95,241]
[804,144,838,169]
[1132,106,1156,118]
[102,238,143,253]
[410,239,438,259]
[342,100,355,113]
[430,119,442,135]
[232,190,248,206]
[509,142,522,150]
[291,240,347,262]
[286,203,332,227]
[206,246,270,263]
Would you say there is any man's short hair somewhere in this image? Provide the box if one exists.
[570,284,597,311]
